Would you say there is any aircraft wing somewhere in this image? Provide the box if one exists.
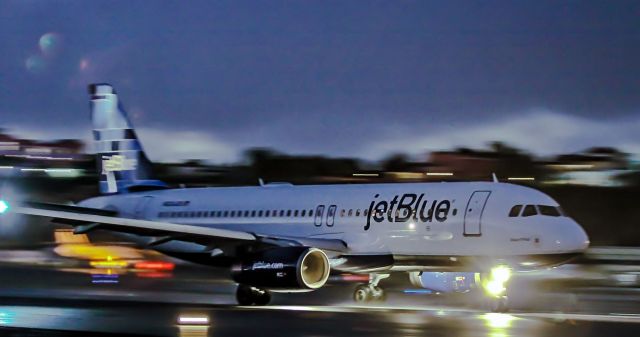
[11,202,348,252]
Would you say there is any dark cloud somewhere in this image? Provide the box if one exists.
[1,1,639,161]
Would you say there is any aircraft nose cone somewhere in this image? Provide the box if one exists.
[576,224,590,251]
[569,220,590,252]
[553,219,590,252]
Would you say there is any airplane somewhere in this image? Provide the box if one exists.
[0,83,590,311]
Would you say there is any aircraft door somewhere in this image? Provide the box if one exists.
[134,196,154,219]
[326,205,336,227]
[463,191,491,236]
[314,205,325,227]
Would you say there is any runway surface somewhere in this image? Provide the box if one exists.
[0,253,638,336]
[0,296,639,337]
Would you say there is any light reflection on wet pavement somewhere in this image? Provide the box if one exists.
[0,258,638,336]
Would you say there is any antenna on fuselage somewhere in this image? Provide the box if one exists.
[492,173,499,183]
[258,178,265,186]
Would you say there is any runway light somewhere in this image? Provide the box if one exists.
[426,172,453,176]
[134,261,175,271]
[0,200,9,214]
[178,315,209,325]
[90,259,128,268]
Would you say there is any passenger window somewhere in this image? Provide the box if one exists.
[364,209,368,217]
[301,210,306,217]
[522,205,537,217]
[340,209,345,217]
[294,210,299,217]
[265,210,270,217]
[258,210,263,217]
[348,209,353,217]
[537,205,561,217]
[279,210,285,217]
[509,205,523,217]
[356,209,360,216]
[309,209,313,217]
[286,210,292,217]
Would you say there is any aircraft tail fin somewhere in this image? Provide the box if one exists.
[89,83,166,194]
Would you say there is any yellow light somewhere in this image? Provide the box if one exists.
[491,266,511,283]
[90,260,128,268]
[485,280,505,296]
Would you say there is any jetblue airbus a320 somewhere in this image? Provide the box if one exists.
[4,84,589,311]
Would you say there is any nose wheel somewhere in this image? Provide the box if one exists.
[353,274,389,303]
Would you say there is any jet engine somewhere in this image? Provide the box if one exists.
[409,271,479,293]
[232,246,330,290]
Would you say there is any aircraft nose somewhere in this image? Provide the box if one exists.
[565,219,590,252]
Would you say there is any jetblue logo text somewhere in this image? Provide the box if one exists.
[365,194,451,230]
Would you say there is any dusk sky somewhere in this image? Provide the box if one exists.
[1,1,639,163]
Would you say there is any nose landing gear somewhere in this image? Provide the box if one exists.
[482,265,512,312]
[486,295,509,313]
[353,274,389,303]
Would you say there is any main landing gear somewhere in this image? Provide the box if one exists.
[353,274,389,303]
[236,285,271,306]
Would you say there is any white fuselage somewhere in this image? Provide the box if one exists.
[79,181,589,272]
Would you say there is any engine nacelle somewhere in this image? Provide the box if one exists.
[232,247,330,290]
[409,272,479,293]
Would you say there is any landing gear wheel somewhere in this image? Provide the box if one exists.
[353,285,372,303]
[236,285,271,306]
[488,296,509,313]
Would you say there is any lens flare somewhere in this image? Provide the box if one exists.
[39,32,62,55]
[25,55,46,73]
[0,200,8,214]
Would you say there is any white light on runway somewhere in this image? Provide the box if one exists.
[353,173,379,177]
[426,172,453,176]
[178,315,209,325]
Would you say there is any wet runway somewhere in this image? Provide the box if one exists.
[0,297,640,337]
[0,257,638,336]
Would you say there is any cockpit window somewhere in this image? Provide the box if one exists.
[521,205,537,217]
[537,205,561,217]
[508,205,522,217]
